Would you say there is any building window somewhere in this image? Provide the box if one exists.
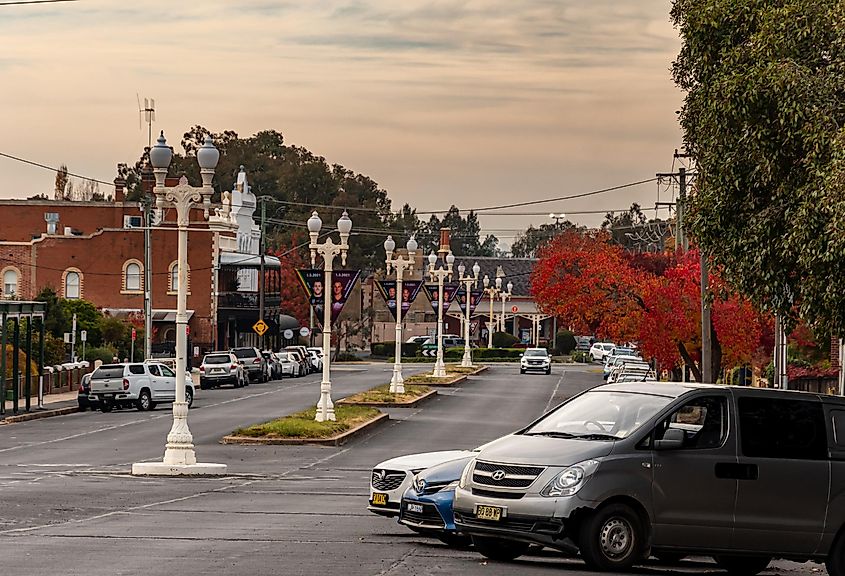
[168,261,190,295]
[63,269,82,299]
[2,267,19,298]
[122,260,143,294]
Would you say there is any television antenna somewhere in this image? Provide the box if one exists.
[136,94,156,147]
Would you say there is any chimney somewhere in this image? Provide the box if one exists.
[113,176,126,202]
[438,228,451,258]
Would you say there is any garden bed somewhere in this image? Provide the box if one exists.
[339,384,436,407]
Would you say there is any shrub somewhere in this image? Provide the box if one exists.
[492,332,519,348]
[571,350,590,363]
[555,330,577,355]
[85,346,118,366]
[371,342,422,358]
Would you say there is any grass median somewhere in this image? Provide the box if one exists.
[232,405,381,440]
[341,384,432,405]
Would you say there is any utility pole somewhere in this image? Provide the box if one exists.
[143,193,153,361]
[258,197,266,350]
[701,255,712,383]
[70,313,77,363]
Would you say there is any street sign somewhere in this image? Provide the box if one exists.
[80,330,87,342]
[511,305,519,313]
[63,332,71,343]
[283,329,294,339]
[253,319,269,337]
[131,328,137,341]
[299,327,311,337]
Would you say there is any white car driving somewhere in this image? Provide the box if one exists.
[588,342,616,362]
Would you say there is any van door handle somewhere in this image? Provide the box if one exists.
[715,462,758,480]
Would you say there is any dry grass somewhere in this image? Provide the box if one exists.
[232,405,381,439]
[342,384,432,404]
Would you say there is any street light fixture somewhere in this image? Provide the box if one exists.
[384,235,417,393]
[457,261,480,368]
[549,212,567,225]
[482,272,504,348]
[427,250,454,378]
[500,280,513,334]
[308,209,352,422]
[132,131,226,476]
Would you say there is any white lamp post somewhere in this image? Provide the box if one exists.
[307,209,352,422]
[500,281,513,334]
[482,275,502,349]
[457,261,480,368]
[384,235,417,393]
[428,251,454,378]
[132,131,226,476]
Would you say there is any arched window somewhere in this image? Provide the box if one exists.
[122,260,143,293]
[64,270,81,299]
[168,261,190,294]
[2,268,19,298]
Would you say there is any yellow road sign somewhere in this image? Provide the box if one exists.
[252,319,269,336]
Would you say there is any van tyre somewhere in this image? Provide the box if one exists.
[185,388,194,408]
[100,399,113,413]
[827,531,845,576]
[137,389,153,411]
[579,503,645,571]
[713,555,771,576]
[471,536,530,562]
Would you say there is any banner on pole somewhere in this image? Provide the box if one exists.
[330,270,361,326]
[297,269,361,327]
[378,280,424,321]
[422,282,460,315]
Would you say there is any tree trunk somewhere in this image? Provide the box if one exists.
[711,321,723,383]
[678,342,702,383]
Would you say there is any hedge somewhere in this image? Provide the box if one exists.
[555,330,577,355]
[492,332,519,348]
[371,342,422,358]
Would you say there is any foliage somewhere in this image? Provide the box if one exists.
[341,384,431,404]
[491,332,519,348]
[232,405,380,439]
[35,287,69,340]
[59,299,103,347]
[4,345,39,378]
[85,346,118,366]
[555,330,577,355]
[671,0,845,335]
[510,221,578,258]
[38,333,67,366]
[371,342,422,358]
[269,235,310,326]
[100,315,128,346]
[415,206,500,257]
[571,350,590,363]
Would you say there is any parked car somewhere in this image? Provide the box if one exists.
[77,372,99,411]
[273,352,299,378]
[399,455,475,548]
[285,346,314,373]
[603,354,642,380]
[520,348,552,375]
[144,357,193,385]
[199,352,246,389]
[368,450,477,519]
[574,335,594,351]
[589,342,616,362]
[607,361,653,384]
[454,382,845,574]
[604,347,638,366]
[231,347,266,382]
[284,349,309,377]
[306,348,323,372]
[262,351,281,380]
[89,362,194,412]
[406,335,431,345]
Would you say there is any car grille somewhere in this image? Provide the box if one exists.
[472,461,545,489]
[472,487,525,500]
[372,469,406,491]
[401,501,445,528]
[455,512,539,533]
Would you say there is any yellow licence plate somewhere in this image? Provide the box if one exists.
[476,505,503,521]
[372,493,388,506]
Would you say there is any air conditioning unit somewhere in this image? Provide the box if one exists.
[44,212,59,234]
[124,215,143,228]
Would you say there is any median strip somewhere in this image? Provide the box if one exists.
[338,384,437,408]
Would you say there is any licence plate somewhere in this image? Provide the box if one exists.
[372,493,388,506]
[407,503,423,514]
[212,368,224,374]
[476,505,503,521]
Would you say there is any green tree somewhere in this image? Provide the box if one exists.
[100,315,128,347]
[418,206,499,257]
[511,221,578,258]
[60,299,103,347]
[34,287,69,339]
[671,0,845,333]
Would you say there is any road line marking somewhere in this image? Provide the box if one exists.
[544,371,566,414]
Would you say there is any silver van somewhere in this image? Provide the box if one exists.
[454,382,845,575]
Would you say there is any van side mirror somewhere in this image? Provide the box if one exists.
[654,427,685,450]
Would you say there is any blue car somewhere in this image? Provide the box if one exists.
[399,455,475,548]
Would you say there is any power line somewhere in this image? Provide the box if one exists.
[0,151,115,187]
[0,0,76,5]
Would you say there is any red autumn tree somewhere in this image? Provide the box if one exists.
[271,235,311,326]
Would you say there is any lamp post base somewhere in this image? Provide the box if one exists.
[131,462,228,476]
[461,349,473,368]
[432,359,447,378]
[389,367,405,394]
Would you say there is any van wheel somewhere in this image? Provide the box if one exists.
[136,390,153,411]
[579,503,645,571]
[100,400,113,413]
[713,555,771,575]
[471,536,530,561]
[185,388,194,408]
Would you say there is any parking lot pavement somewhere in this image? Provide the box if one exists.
[0,363,827,575]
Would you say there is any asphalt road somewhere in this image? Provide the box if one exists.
[0,363,826,575]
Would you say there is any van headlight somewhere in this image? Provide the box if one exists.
[540,459,599,497]
[458,460,475,489]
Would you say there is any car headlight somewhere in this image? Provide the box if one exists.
[458,460,475,489]
[540,459,600,497]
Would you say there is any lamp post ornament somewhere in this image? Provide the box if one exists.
[384,235,418,394]
[427,251,454,378]
[457,262,481,368]
[308,209,352,422]
[132,131,226,476]
[483,274,503,349]
[500,280,514,334]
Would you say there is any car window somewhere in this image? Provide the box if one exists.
[232,349,256,359]
[92,365,124,379]
[159,365,175,378]
[655,396,727,449]
[832,410,845,448]
[524,349,548,357]
[738,397,827,460]
[128,364,146,375]
[148,364,161,376]
[204,355,229,364]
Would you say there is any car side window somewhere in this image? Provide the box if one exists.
[148,365,160,376]
[831,410,845,448]
[738,397,827,460]
[129,364,146,375]
[654,396,727,450]
[160,365,176,378]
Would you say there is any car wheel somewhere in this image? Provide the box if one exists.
[200,380,209,390]
[77,399,88,411]
[136,389,153,411]
[579,503,646,571]
[520,368,526,374]
[827,531,845,576]
[100,399,113,413]
[545,368,551,375]
[185,388,193,408]
[713,556,771,576]
[472,536,530,562]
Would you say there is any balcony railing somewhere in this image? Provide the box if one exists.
[218,291,281,309]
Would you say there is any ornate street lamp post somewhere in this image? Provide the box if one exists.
[457,261,480,368]
[427,251,454,378]
[500,281,513,334]
[307,209,352,422]
[132,132,226,476]
[482,274,503,349]
[384,235,418,394]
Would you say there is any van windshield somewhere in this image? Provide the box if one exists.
[523,391,674,440]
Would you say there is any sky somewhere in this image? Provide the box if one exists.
[0,0,684,246]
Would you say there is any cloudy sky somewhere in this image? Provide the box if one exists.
[0,0,683,243]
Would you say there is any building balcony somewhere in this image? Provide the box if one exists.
[218,291,281,310]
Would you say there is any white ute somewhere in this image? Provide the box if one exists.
[88,362,194,412]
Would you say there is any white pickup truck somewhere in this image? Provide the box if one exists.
[88,363,194,412]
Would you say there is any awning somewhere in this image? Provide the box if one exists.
[219,252,281,269]
[102,308,193,323]
[152,309,194,323]
[278,314,300,330]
